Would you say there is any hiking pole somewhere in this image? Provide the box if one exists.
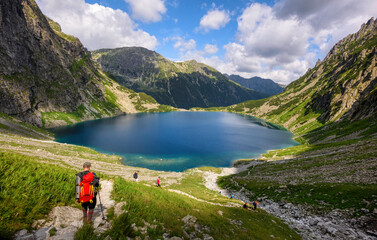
[97,191,106,220]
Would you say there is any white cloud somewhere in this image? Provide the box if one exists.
[36,0,158,50]
[216,1,377,84]
[171,37,196,52]
[199,9,231,32]
[204,44,218,55]
[124,0,166,23]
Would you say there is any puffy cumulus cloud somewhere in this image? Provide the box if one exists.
[36,0,158,50]
[274,0,377,54]
[219,3,313,84]
[221,43,311,83]
[204,44,218,55]
[238,3,310,62]
[124,0,166,23]
[171,37,197,52]
[219,0,377,84]
[275,0,376,31]
[199,9,231,32]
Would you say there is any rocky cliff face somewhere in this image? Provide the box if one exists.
[92,47,268,109]
[225,74,284,97]
[228,18,377,140]
[0,0,165,127]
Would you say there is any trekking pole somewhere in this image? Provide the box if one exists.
[97,191,106,220]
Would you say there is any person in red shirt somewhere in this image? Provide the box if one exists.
[156,176,161,187]
[75,162,99,223]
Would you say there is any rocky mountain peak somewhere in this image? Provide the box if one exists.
[231,17,377,138]
[324,17,377,62]
[0,0,114,126]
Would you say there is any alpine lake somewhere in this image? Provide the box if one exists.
[52,112,299,172]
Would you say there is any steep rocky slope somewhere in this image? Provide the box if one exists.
[214,18,377,240]
[0,0,170,128]
[92,47,268,109]
[225,17,377,143]
[226,74,284,97]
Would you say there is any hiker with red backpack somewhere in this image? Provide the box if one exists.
[75,162,100,223]
[156,176,161,187]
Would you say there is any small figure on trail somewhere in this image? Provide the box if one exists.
[156,176,161,187]
[252,200,258,210]
[243,202,249,209]
[231,194,234,199]
[133,171,139,182]
[75,162,100,223]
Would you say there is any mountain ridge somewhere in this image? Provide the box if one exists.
[225,74,285,97]
[219,17,377,143]
[92,47,269,109]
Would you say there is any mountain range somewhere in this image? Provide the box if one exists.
[1,0,377,239]
[92,47,268,109]
[0,0,173,128]
[225,74,284,97]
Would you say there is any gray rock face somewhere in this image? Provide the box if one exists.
[0,0,110,126]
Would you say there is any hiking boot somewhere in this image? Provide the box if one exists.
[88,209,94,224]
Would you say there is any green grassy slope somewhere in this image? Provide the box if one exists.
[109,177,301,240]
[0,152,78,237]
[211,19,377,233]
[0,143,301,240]
[39,66,176,128]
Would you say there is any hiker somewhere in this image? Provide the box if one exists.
[133,171,139,182]
[243,202,249,209]
[231,194,234,199]
[252,200,258,210]
[156,176,161,187]
[75,162,100,223]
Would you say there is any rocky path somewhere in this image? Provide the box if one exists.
[203,163,377,240]
[15,180,118,240]
[167,189,239,208]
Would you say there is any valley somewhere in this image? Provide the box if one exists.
[0,0,376,239]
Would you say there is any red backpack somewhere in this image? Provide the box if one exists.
[79,172,95,203]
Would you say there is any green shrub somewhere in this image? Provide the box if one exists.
[107,213,135,239]
[74,223,99,240]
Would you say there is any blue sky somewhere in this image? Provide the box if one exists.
[36,0,377,84]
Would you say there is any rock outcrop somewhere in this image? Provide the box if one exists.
[0,0,101,126]
[0,0,166,127]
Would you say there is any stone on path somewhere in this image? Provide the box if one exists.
[15,180,116,240]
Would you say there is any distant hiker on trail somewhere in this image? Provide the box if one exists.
[156,176,161,187]
[231,194,234,199]
[243,202,249,209]
[75,162,100,223]
[133,171,139,182]
[252,201,258,210]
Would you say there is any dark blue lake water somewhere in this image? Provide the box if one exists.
[52,112,299,172]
